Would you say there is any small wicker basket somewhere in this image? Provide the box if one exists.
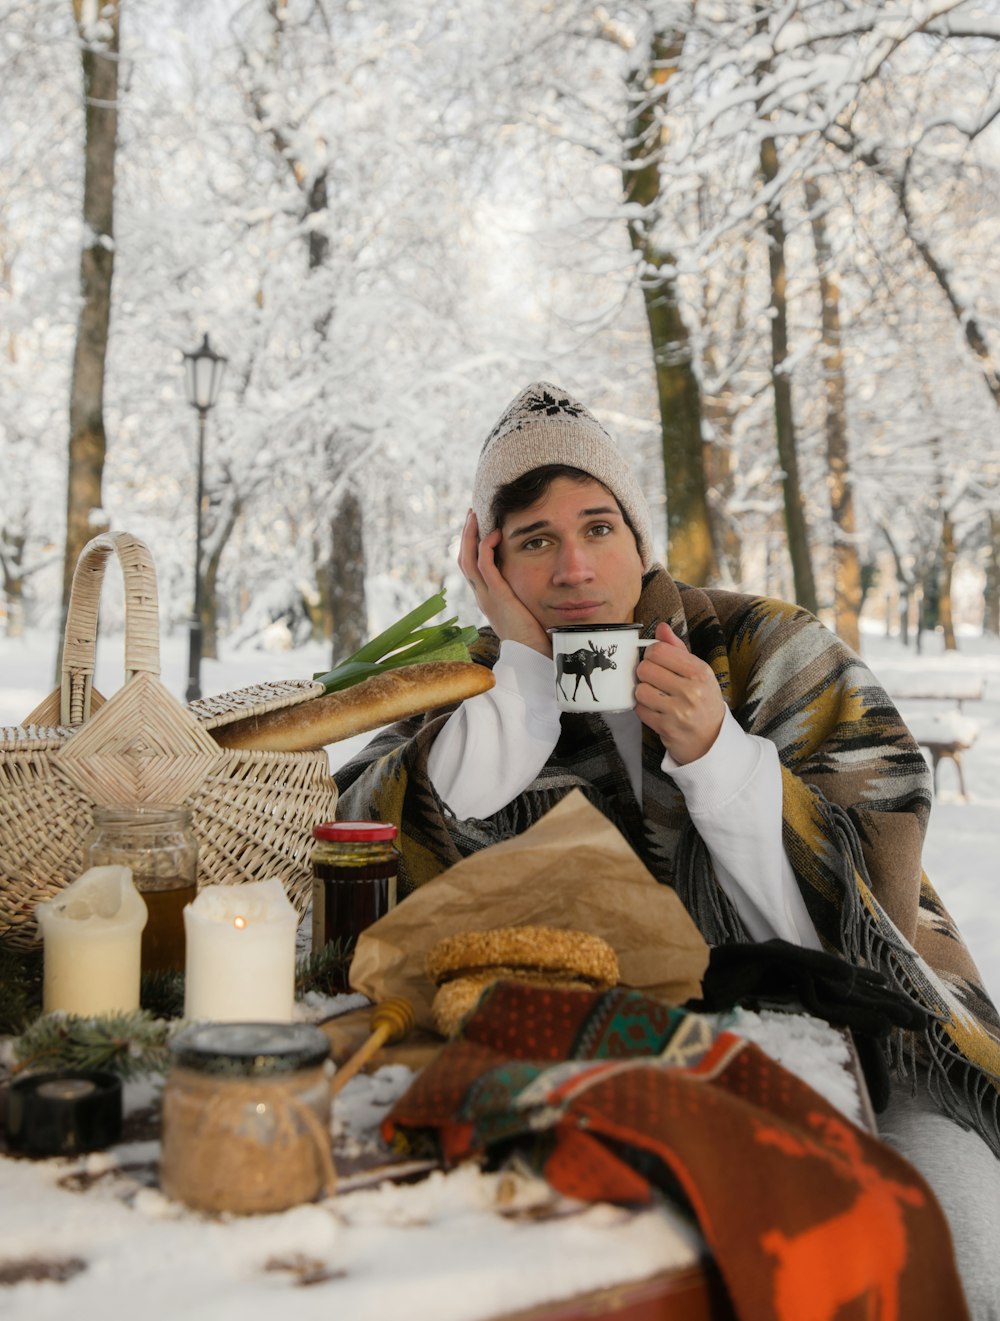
[0,531,339,948]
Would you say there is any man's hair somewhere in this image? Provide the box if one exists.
[489,464,641,551]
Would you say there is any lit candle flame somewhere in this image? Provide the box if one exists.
[233,915,247,930]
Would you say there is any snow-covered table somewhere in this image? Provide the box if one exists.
[0,1008,868,1321]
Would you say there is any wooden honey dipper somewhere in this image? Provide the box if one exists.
[329,997,415,1098]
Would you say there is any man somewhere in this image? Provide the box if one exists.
[336,382,1000,1314]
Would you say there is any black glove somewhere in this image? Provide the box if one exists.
[686,939,930,1112]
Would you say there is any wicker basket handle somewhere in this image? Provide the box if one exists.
[60,531,161,725]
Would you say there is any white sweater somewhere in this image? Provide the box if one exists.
[427,640,821,949]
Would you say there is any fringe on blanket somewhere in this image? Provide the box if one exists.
[676,800,1000,1158]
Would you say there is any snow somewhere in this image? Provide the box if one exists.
[0,1006,859,1321]
[0,1130,702,1321]
[2,621,1000,1317]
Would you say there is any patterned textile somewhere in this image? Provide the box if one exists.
[383,983,969,1321]
[336,566,1000,1151]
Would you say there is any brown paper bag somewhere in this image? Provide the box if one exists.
[349,789,709,1030]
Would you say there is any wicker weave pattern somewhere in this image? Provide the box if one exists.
[0,532,339,948]
[23,691,107,727]
[60,533,161,724]
[189,749,335,910]
[0,747,94,940]
[54,671,224,807]
[190,678,325,731]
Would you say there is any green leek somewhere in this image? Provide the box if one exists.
[312,592,480,694]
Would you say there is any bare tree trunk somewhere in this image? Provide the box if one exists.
[232,3,364,657]
[311,526,332,642]
[0,529,25,638]
[328,488,367,666]
[758,135,817,614]
[241,3,365,646]
[916,585,926,655]
[61,1,118,644]
[1,238,14,364]
[805,179,861,649]
[702,435,742,586]
[753,6,817,615]
[881,522,914,646]
[622,32,716,585]
[984,512,1000,636]
[924,434,956,651]
[700,211,748,588]
[201,489,243,660]
[939,510,958,651]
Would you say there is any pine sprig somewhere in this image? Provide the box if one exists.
[295,938,355,997]
[12,1011,175,1080]
[140,970,185,1021]
[0,945,44,1036]
[2,945,355,1083]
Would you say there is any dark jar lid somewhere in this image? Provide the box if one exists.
[6,1070,122,1158]
[313,821,398,843]
[169,1022,331,1076]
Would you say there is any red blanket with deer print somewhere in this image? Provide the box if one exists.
[383,984,968,1321]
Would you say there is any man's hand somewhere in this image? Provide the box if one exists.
[635,622,725,765]
[458,510,551,656]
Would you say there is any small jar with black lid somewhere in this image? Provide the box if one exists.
[6,1071,122,1158]
[310,821,399,987]
[160,1022,334,1214]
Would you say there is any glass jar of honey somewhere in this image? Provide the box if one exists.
[84,805,197,976]
[310,821,399,990]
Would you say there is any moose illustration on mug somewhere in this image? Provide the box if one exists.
[555,641,618,702]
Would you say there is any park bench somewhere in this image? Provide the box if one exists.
[886,678,984,712]
[887,680,985,799]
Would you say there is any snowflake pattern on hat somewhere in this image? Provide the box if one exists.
[481,387,596,452]
[526,390,586,418]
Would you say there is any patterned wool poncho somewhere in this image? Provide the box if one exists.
[335,566,1000,1153]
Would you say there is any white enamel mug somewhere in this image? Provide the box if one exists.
[548,624,655,713]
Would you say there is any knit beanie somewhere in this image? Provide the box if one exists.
[472,382,655,568]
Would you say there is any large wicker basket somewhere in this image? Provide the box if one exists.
[0,531,339,948]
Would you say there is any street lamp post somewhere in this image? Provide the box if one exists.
[183,333,227,703]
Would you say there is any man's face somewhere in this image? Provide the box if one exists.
[497,475,644,630]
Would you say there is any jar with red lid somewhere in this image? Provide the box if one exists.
[310,821,399,990]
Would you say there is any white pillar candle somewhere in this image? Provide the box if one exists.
[183,879,298,1023]
[37,866,148,1016]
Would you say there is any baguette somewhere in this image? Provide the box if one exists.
[211,660,495,752]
